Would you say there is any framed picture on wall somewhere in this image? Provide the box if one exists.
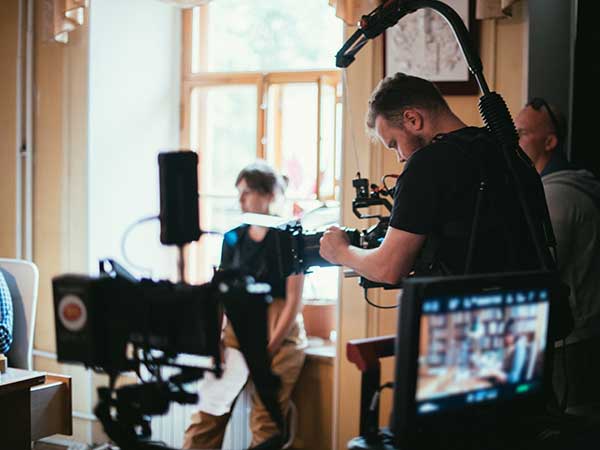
[384,0,479,95]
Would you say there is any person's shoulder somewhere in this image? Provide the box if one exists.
[405,138,449,166]
[434,126,495,150]
[544,170,600,208]
[225,224,248,236]
[223,224,248,247]
[407,127,489,168]
[544,170,599,193]
[543,168,597,184]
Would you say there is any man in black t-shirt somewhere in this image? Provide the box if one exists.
[319,73,538,283]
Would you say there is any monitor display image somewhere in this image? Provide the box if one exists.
[415,289,549,415]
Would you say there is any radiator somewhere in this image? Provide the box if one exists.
[150,379,252,449]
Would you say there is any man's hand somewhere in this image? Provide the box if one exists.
[267,340,282,356]
[320,226,425,284]
[319,225,351,265]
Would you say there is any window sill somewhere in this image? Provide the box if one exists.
[305,337,335,364]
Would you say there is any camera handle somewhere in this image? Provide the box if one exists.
[352,199,392,221]
[352,176,393,221]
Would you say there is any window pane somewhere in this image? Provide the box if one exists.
[304,267,339,302]
[266,83,318,200]
[192,195,240,282]
[202,0,343,72]
[191,7,202,72]
[335,102,343,186]
[191,85,257,196]
[319,83,337,199]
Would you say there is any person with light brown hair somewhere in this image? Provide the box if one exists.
[183,161,306,450]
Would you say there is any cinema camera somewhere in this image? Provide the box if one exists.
[53,152,285,450]
[249,173,398,290]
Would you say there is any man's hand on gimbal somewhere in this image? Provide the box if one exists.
[319,225,351,265]
[319,224,425,285]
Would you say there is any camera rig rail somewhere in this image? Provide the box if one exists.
[347,174,405,290]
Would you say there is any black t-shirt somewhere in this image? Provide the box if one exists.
[390,126,539,275]
[220,225,287,298]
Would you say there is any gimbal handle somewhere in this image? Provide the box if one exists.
[352,197,393,220]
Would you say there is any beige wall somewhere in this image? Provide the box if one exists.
[0,0,19,258]
[1,1,92,442]
[334,4,528,448]
[32,0,91,441]
[33,1,89,353]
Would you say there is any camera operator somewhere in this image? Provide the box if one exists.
[320,72,540,282]
[183,161,306,450]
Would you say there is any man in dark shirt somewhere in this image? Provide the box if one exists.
[319,72,538,283]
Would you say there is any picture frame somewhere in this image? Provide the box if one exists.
[384,0,479,95]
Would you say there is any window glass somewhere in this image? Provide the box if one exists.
[266,83,318,200]
[335,102,343,188]
[186,1,343,301]
[193,195,240,281]
[191,85,257,196]
[203,0,343,72]
[319,83,337,199]
[304,266,339,301]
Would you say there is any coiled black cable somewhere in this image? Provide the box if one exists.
[478,92,519,148]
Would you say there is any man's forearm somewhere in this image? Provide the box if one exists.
[320,226,424,284]
[339,245,402,284]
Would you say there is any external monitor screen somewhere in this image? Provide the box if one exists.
[415,289,549,415]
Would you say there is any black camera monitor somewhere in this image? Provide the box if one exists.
[392,271,557,447]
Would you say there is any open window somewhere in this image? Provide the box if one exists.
[181,0,343,305]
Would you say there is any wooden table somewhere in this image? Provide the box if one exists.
[0,367,46,450]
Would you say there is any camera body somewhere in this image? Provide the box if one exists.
[265,175,395,277]
[53,260,270,374]
[271,223,361,275]
[351,176,394,248]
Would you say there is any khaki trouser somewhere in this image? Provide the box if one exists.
[183,299,306,449]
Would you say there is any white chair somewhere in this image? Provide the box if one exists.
[0,258,39,370]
